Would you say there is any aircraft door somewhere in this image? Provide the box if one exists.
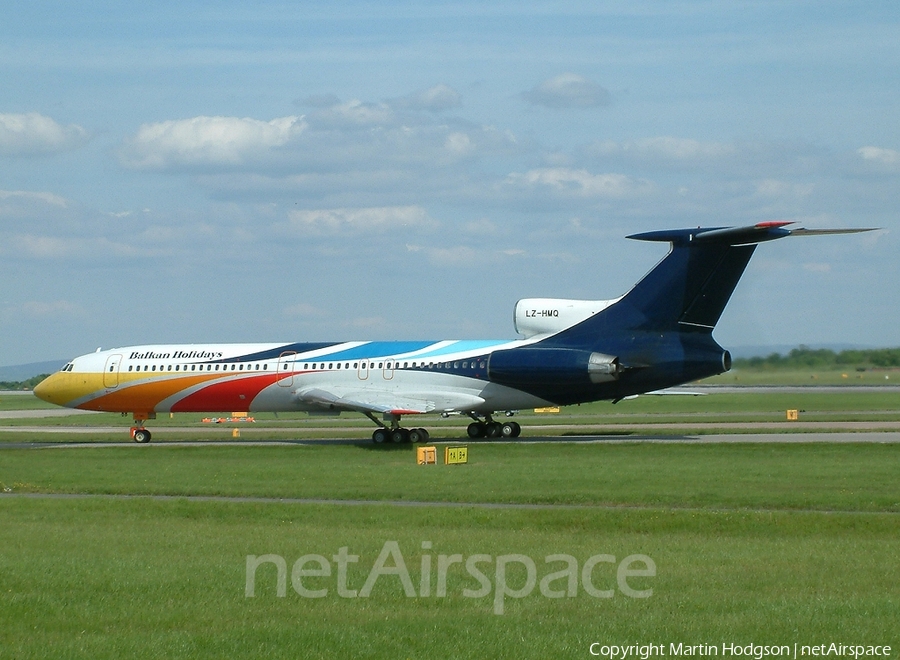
[357,360,369,380]
[382,360,395,381]
[103,354,122,388]
[277,351,297,387]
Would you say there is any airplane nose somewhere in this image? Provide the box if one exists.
[33,373,62,405]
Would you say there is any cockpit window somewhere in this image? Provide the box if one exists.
[61,363,74,372]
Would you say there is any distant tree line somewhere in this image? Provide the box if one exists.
[0,374,50,391]
[734,346,900,370]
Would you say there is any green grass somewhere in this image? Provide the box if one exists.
[2,389,900,658]
[1,443,899,512]
[1,497,897,659]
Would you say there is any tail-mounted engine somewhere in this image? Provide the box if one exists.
[487,347,621,390]
[514,298,620,339]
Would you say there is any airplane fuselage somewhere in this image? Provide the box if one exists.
[34,223,872,443]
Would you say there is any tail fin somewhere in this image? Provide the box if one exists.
[540,223,798,347]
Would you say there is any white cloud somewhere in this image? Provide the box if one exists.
[391,84,462,112]
[309,100,394,129]
[120,115,307,169]
[406,243,525,267]
[592,137,736,161]
[522,73,611,109]
[0,189,69,209]
[4,234,140,259]
[283,205,436,235]
[505,167,651,199]
[0,113,88,156]
[858,146,899,165]
[444,132,474,156]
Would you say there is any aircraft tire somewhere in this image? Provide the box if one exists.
[467,422,485,439]
[372,428,389,444]
[133,429,152,443]
[409,428,429,443]
[486,422,503,438]
[501,422,521,438]
[391,428,410,443]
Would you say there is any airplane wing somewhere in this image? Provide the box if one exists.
[293,387,486,416]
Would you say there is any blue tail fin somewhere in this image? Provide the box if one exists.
[540,223,794,348]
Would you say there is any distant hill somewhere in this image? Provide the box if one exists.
[0,360,65,382]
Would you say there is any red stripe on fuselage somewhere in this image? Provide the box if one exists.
[170,374,280,412]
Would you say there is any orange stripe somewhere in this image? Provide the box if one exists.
[81,374,230,412]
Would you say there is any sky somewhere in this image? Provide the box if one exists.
[1,1,898,366]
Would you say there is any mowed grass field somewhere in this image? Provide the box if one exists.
[1,390,899,658]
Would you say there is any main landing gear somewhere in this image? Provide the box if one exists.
[366,413,430,444]
[466,413,521,439]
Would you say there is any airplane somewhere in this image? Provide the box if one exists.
[33,221,873,444]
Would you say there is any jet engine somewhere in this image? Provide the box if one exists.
[487,348,621,390]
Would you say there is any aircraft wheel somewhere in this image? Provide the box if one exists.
[133,429,152,443]
[409,428,429,443]
[391,428,410,443]
[372,428,389,444]
[485,422,502,438]
[501,422,521,438]
[467,422,485,439]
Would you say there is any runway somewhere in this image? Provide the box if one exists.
[1,432,899,451]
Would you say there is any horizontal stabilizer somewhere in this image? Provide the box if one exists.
[629,222,877,246]
[787,227,879,236]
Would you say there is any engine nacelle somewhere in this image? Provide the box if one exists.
[514,298,619,338]
[487,348,621,390]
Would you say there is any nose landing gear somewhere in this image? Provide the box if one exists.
[130,412,156,443]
